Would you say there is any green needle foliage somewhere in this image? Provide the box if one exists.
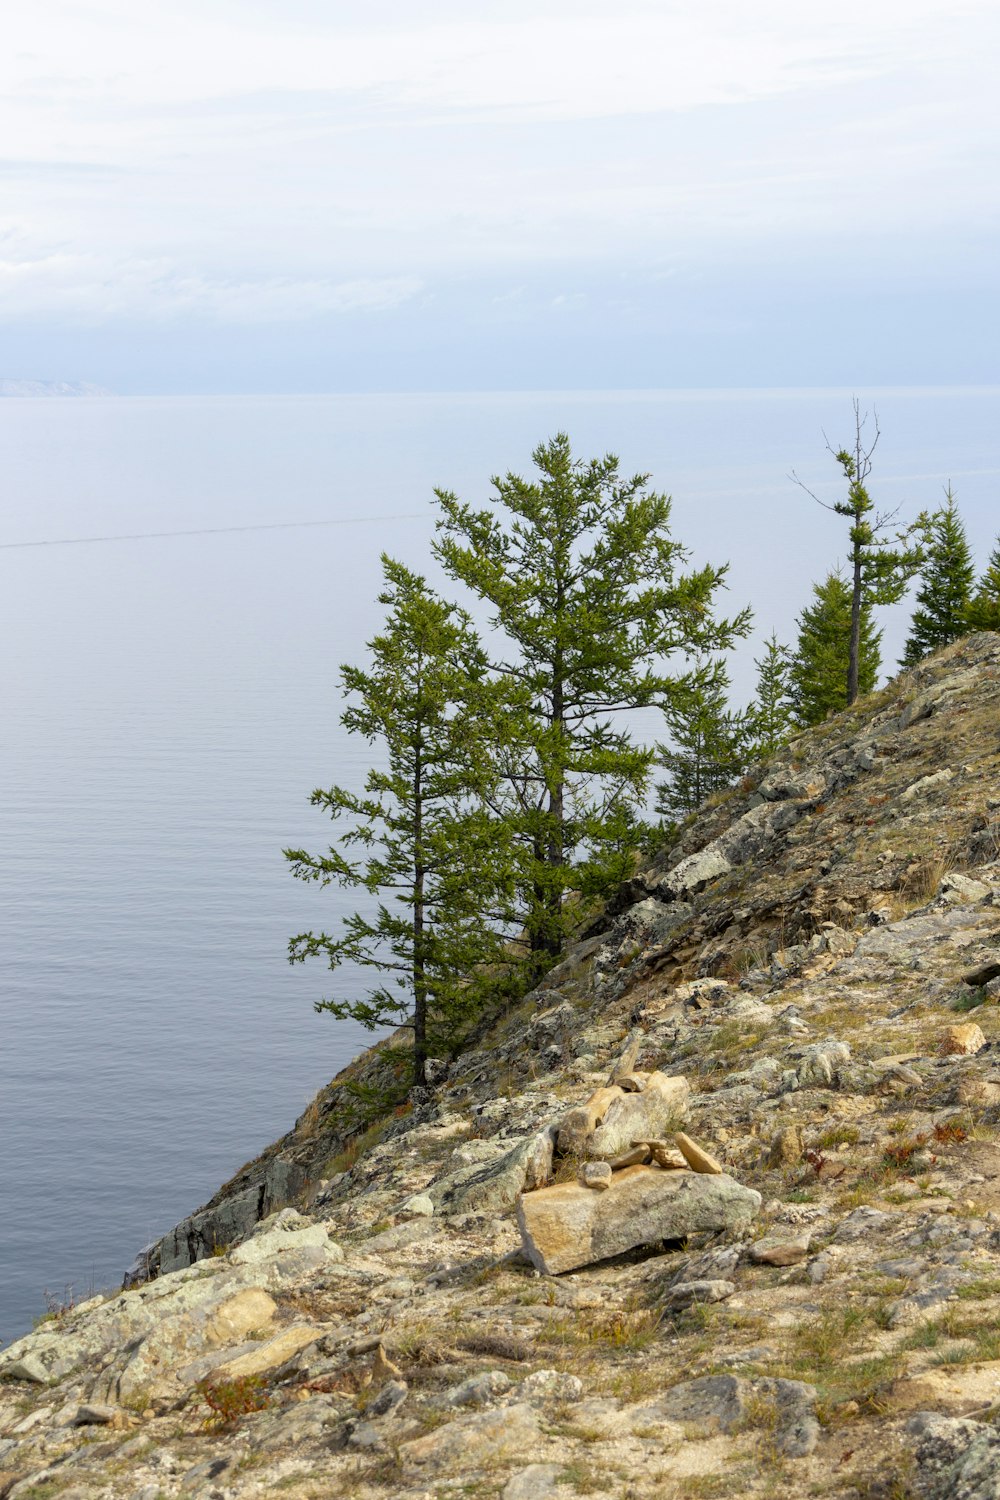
[284,557,522,1087]
[746,632,795,762]
[434,433,750,962]
[793,400,921,704]
[965,536,1000,633]
[900,489,975,666]
[789,571,881,726]
[655,658,749,819]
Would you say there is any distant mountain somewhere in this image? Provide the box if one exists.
[0,379,113,397]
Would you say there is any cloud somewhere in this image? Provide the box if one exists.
[0,1,996,330]
[0,247,422,323]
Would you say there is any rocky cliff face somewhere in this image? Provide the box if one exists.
[4,633,1000,1500]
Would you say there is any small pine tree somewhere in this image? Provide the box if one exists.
[900,489,975,666]
[284,557,522,1088]
[655,659,748,819]
[965,536,1000,632]
[746,633,795,762]
[789,572,881,727]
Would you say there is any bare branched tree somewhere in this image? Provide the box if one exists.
[791,398,922,705]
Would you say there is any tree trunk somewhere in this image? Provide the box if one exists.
[412,718,427,1088]
[848,552,863,706]
[545,655,565,960]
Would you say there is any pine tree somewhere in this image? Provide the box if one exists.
[655,659,748,819]
[789,572,882,727]
[434,433,750,961]
[746,633,795,761]
[900,490,975,666]
[284,557,521,1088]
[793,400,921,703]
[965,536,1000,632]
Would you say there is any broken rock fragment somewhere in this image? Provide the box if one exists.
[674,1132,723,1174]
[517,1164,761,1275]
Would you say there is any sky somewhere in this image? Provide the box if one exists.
[2,0,999,393]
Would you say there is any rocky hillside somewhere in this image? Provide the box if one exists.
[4,631,1000,1500]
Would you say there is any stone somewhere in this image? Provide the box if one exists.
[519,1369,584,1404]
[400,1402,541,1470]
[608,1145,652,1169]
[606,1029,643,1081]
[210,1323,324,1381]
[965,958,1000,988]
[940,873,991,904]
[664,1279,735,1309]
[431,1133,541,1216]
[795,1039,851,1087]
[367,1379,408,1418]
[613,1071,647,1092]
[503,1465,563,1500]
[228,1219,341,1266]
[517,1164,761,1275]
[768,1125,803,1168]
[901,768,955,800]
[72,1403,116,1425]
[909,1409,1000,1500]
[202,1288,277,1346]
[656,1374,746,1429]
[941,1023,987,1057]
[444,1371,512,1407]
[750,1231,812,1267]
[833,1206,897,1243]
[578,1161,612,1191]
[959,1079,1000,1108]
[674,1132,723,1174]
[399,1194,434,1219]
[654,1375,817,1456]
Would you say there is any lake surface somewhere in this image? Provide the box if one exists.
[1,387,998,1344]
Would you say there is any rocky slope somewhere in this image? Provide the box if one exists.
[4,632,1000,1500]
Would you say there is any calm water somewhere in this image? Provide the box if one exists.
[2,388,998,1344]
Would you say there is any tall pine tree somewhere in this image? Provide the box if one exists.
[434,434,750,961]
[789,571,881,727]
[965,536,1000,632]
[900,489,975,666]
[284,558,522,1088]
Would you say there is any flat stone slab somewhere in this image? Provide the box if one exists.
[517,1164,761,1275]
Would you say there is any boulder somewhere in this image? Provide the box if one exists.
[750,1231,812,1266]
[516,1164,761,1275]
[941,1023,987,1056]
[211,1324,325,1382]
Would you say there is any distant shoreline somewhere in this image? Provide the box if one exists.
[0,379,113,398]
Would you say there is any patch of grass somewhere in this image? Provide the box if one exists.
[955,1276,1000,1301]
[322,1115,392,1178]
[814,1123,861,1150]
[542,1303,663,1353]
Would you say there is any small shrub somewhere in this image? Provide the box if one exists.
[196,1374,271,1430]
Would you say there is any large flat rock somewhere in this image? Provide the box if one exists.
[516,1164,761,1274]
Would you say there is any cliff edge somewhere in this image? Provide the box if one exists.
[3,632,1000,1499]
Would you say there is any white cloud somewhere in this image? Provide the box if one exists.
[0,246,422,322]
[0,1,997,324]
